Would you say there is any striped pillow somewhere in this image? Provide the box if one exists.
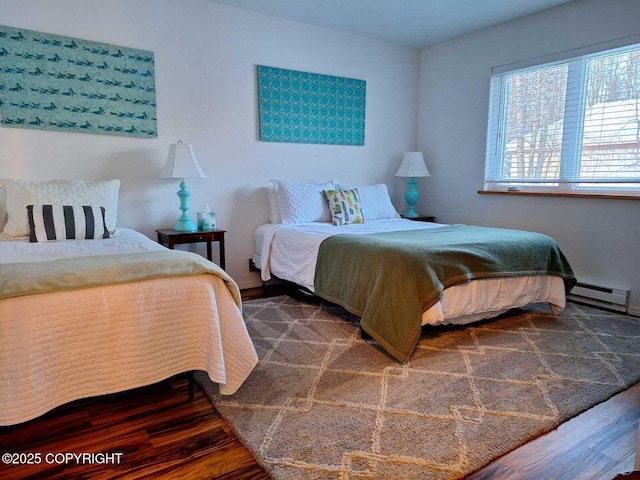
[27,205,110,242]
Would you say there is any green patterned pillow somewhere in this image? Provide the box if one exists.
[322,189,365,226]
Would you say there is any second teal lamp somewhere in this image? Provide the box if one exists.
[395,152,431,218]
[160,140,207,232]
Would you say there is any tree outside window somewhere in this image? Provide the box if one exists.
[486,43,640,193]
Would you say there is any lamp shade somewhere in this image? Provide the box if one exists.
[395,152,430,178]
[160,140,207,179]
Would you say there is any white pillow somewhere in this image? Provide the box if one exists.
[270,179,334,224]
[267,186,282,224]
[336,183,400,220]
[0,178,120,238]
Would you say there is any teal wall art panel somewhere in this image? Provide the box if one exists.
[0,25,157,138]
[257,65,366,145]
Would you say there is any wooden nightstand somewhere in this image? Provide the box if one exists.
[406,216,436,222]
[156,229,226,270]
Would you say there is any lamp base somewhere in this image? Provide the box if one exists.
[174,215,197,232]
[403,178,420,219]
[173,179,197,232]
[402,210,420,219]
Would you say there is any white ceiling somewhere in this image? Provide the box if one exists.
[208,0,577,48]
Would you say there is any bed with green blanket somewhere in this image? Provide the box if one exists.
[314,224,576,361]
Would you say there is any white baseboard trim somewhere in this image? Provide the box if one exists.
[628,305,640,317]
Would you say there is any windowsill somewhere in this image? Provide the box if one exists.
[477,190,640,200]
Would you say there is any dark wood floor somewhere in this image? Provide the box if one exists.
[1,286,638,480]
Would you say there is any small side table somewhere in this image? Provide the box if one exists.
[156,229,226,270]
[406,216,436,222]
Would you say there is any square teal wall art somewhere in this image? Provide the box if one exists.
[257,65,366,145]
[0,25,157,138]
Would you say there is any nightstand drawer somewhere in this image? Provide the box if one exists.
[176,232,223,243]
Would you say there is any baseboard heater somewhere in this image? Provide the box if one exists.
[567,282,630,313]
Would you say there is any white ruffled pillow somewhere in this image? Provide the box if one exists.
[266,186,282,224]
[0,178,120,238]
[336,183,400,220]
[270,179,334,224]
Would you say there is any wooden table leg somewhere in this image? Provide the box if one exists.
[219,236,225,270]
[188,371,195,401]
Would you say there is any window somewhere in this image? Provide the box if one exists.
[485,41,640,195]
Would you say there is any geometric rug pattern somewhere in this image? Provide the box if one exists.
[197,295,640,479]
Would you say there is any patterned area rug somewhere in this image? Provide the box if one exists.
[197,294,640,479]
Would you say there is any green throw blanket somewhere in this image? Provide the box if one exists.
[0,250,241,308]
[314,225,576,362]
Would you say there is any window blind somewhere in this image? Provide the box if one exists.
[485,41,640,189]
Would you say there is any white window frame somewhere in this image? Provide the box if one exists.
[484,35,640,197]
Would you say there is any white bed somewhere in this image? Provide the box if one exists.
[0,228,258,426]
[254,179,574,361]
[254,219,566,327]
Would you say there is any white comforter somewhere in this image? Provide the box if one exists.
[0,229,258,426]
[254,219,566,326]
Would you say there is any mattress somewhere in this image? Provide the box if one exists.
[253,219,566,326]
[1,229,258,426]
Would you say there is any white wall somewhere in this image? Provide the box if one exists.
[0,0,420,288]
[418,0,640,315]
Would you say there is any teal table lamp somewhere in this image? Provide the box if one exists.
[160,140,207,232]
[395,151,430,218]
